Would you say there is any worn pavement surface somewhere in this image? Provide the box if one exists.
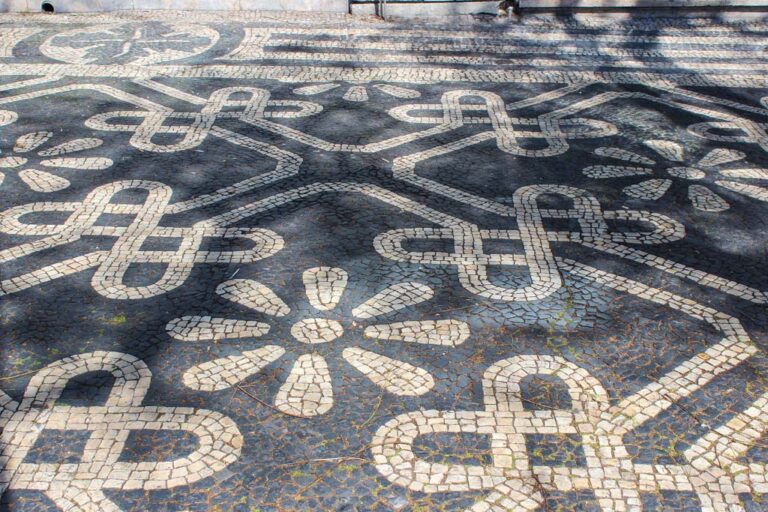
[1,9,768,512]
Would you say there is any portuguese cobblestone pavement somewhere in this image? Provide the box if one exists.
[1,9,768,512]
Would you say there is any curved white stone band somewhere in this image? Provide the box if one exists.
[0,350,243,512]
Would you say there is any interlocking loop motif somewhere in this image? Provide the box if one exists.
[40,22,220,66]
[373,329,768,511]
[0,351,243,512]
[85,87,321,152]
[388,90,617,157]
[689,120,768,152]
[375,185,685,301]
[0,180,283,299]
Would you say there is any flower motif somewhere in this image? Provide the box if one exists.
[0,110,17,127]
[583,140,768,212]
[166,267,470,418]
[0,131,113,193]
[292,81,421,103]
[41,22,220,66]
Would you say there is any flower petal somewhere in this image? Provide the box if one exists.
[303,266,348,311]
[352,282,434,319]
[594,147,655,165]
[40,157,113,170]
[13,131,52,153]
[715,180,768,202]
[343,85,368,102]
[166,315,270,341]
[698,148,745,168]
[623,179,672,200]
[644,140,684,163]
[583,165,653,179]
[275,354,333,417]
[364,320,470,347]
[718,168,768,180]
[38,138,103,156]
[293,83,340,96]
[0,110,17,126]
[216,279,290,317]
[291,318,343,344]
[689,185,730,212]
[343,347,434,396]
[18,169,70,193]
[373,84,421,99]
[0,156,27,168]
[183,346,285,392]
[667,167,705,180]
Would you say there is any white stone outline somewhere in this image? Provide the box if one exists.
[2,178,765,308]
[220,20,761,65]
[173,266,450,416]
[26,80,606,156]
[371,267,763,511]
[0,28,43,58]
[2,18,765,87]
[0,32,764,306]
[0,82,304,212]
[0,61,765,89]
[40,22,220,66]
[0,180,284,299]
[374,184,768,304]
[392,88,768,189]
[0,80,765,160]
[0,350,243,512]
[220,25,768,72]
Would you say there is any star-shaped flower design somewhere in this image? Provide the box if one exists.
[166,267,470,418]
[583,140,768,212]
[293,81,421,103]
[0,131,113,193]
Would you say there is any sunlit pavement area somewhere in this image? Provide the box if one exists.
[1,9,768,511]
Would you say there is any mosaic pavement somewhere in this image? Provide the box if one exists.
[1,9,768,511]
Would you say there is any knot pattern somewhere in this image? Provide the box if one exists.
[373,335,768,511]
[0,351,243,512]
[0,180,283,299]
[689,120,768,153]
[388,89,617,157]
[375,185,684,301]
[86,87,321,152]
